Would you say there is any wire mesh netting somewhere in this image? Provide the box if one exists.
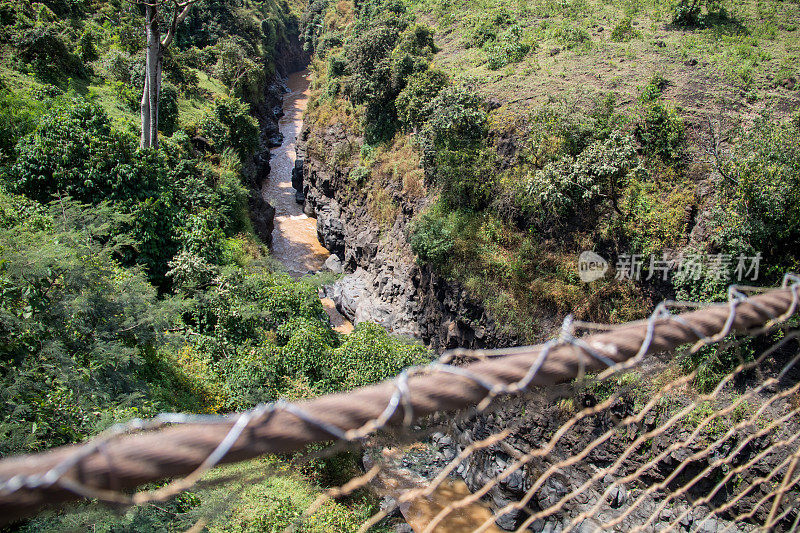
[1,278,800,532]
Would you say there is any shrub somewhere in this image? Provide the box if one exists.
[116,17,145,55]
[77,28,98,62]
[549,23,590,49]
[108,79,140,111]
[0,90,45,165]
[706,115,800,279]
[678,340,756,393]
[633,102,686,162]
[17,26,84,80]
[200,96,260,162]
[395,68,448,129]
[434,147,499,210]
[9,98,137,203]
[98,49,138,84]
[516,133,640,232]
[485,25,532,70]
[213,39,267,103]
[462,8,513,48]
[621,173,694,256]
[0,201,167,453]
[223,348,281,409]
[343,19,402,104]
[671,0,737,29]
[158,82,179,136]
[177,211,227,265]
[40,0,87,17]
[393,23,437,58]
[423,85,487,150]
[326,323,430,391]
[276,318,336,386]
[639,73,668,102]
[611,16,640,42]
[672,0,703,27]
[410,204,455,268]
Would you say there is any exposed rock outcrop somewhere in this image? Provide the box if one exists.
[298,125,517,351]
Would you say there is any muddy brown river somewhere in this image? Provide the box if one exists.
[261,71,352,334]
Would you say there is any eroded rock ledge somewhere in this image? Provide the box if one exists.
[296,124,517,352]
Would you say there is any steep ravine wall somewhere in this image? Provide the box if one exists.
[296,124,518,352]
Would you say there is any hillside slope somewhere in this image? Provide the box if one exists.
[299,0,800,345]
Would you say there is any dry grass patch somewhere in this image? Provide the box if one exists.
[373,135,427,198]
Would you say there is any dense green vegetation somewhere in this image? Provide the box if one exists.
[0,0,432,530]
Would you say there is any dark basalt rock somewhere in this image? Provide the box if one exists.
[248,191,275,248]
[300,123,517,351]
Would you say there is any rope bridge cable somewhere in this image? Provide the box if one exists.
[0,277,798,525]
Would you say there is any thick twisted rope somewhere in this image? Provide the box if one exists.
[0,279,797,525]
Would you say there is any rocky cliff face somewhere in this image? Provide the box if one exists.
[430,391,781,532]
[297,124,518,352]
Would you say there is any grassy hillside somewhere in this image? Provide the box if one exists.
[412,0,799,119]
[303,0,800,341]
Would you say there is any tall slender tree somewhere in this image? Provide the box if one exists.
[137,0,197,148]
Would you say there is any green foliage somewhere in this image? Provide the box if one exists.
[639,73,668,102]
[671,0,742,30]
[409,201,456,268]
[0,89,45,165]
[515,132,641,232]
[17,26,84,81]
[213,38,267,104]
[621,174,694,257]
[707,115,800,279]
[462,8,513,49]
[434,146,499,210]
[678,340,756,393]
[633,102,686,162]
[327,323,430,391]
[0,200,169,453]
[611,16,640,42]
[548,22,590,49]
[0,188,49,229]
[158,82,179,136]
[98,49,140,85]
[423,85,488,150]
[9,97,137,204]
[4,96,253,286]
[395,68,448,130]
[342,7,406,103]
[39,0,87,17]
[77,28,98,62]
[201,96,260,163]
[672,0,704,27]
[326,1,438,142]
[485,24,532,70]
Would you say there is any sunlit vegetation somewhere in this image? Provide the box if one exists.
[0,0,433,530]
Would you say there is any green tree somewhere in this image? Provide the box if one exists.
[396,68,448,130]
[200,96,260,162]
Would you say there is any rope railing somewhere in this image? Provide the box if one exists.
[0,275,798,526]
